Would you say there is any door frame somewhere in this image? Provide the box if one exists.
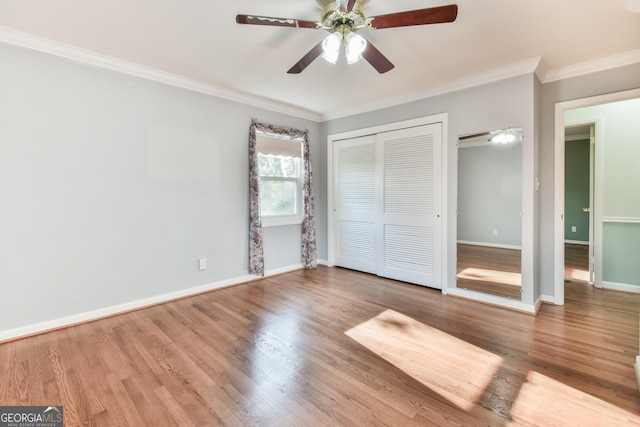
[327,113,448,289]
[553,88,640,304]
[563,120,598,284]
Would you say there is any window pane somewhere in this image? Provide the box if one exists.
[260,179,297,216]
[258,154,299,178]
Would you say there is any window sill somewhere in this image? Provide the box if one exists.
[262,215,302,228]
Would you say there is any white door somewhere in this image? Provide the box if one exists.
[333,135,377,274]
[377,124,442,288]
[588,124,595,283]
[332,124,442,288]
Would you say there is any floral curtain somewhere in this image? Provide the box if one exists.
[248,121,317,276]
[300,129,317,270]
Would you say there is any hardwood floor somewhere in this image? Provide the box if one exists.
[565,243,590,282]
[1,266,639,426]
[457,244,522,299]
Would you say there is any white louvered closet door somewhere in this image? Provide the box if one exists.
[333,135,377,274]
[377,124,442,288]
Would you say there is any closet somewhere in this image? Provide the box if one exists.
[329,121,443,288]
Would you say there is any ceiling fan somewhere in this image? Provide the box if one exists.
[459,128,523,144]
[236,0,458,74]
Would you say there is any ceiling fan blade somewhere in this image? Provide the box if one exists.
[287,42,324,74]
[347,0,357,12]
[459,131,492,141]
[368,4,458,29]
[361,39,394,74]
[236,14,318,29]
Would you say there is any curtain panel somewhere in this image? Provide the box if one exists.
[248,122,317,276]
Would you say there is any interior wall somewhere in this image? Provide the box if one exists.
[457,142,522,247]
[564,139,590,242]
[0,43,321,334]
[565,98,640,287]
[540,63,640,297]
[320,74,537,303]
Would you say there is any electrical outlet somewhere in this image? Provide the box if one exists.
[571,226,577,233]
[198,257,207,271]
[492,229,498,236]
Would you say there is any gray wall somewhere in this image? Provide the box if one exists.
[320,74,537,303]
[0,43,321,333]
[457,142,522,247]
[4,38,640,334]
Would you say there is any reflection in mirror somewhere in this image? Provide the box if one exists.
[457,128,523,300]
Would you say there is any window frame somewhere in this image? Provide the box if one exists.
[256,133,304,227]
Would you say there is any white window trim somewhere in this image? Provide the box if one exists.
[256,134,304,228]
[260,176,303,227]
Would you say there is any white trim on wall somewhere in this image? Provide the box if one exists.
[564,240,589,245]
[4,25,640,123]
[553,88,640,305]
[0,26,322,122]
[544,49,640,83]
[602,216,640,224]
[457,241,522,250]
[445,288,540,314]
[0,264,306,343]
[323,58,543,121]
[602,281,640,294]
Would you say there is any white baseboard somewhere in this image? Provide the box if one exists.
[601,281,640,294]
[445,287,538,314]
[457,240,522,250]
[541,294,556,304]
[0,264,306,343]
[564,240,589,245]
[635,356,640,394]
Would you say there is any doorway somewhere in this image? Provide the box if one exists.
[327,114,447,289]
[554,88,640,304]
[563,123,594,285]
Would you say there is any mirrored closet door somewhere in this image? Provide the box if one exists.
[456,128,523,300]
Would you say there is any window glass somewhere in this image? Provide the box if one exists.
[258,154,299,178]
[259,178,298,216]
[257,134,303,226]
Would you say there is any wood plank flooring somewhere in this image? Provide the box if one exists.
[457,244,522,299]
[565,243,590,282]
[1,266,639,426]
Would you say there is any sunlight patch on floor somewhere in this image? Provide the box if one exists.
[566,268,591,282]
[457,267,522,286]
[345,309,503,411]
[510,371,640,426]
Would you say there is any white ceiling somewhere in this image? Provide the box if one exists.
[1,0,639,120]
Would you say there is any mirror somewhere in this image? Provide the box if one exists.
[456,128,523,300]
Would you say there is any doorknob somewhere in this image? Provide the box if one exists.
[583,207,591,213]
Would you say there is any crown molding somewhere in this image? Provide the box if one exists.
[543,49,640,83]
[0,26,322,122]
[4,24,640,124]
[321,58,543,121]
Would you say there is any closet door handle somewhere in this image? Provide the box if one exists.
[583,207,591,213]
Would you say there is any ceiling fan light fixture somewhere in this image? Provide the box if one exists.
[490,131,518,144]
[321,32,342,64]
[345,32,367,64]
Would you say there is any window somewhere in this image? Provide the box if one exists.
[256,133,303,227]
